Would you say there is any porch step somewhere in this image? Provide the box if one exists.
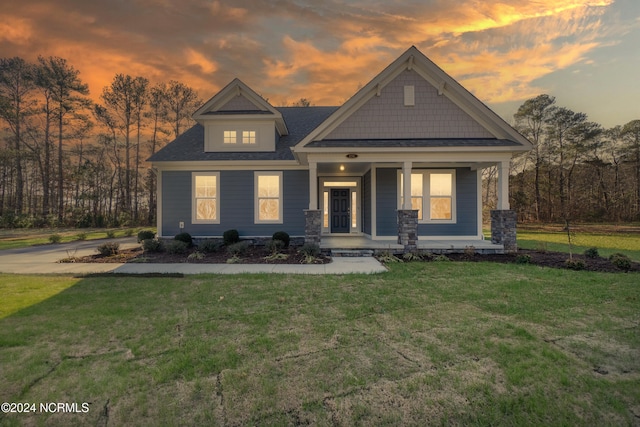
[331,249,374,257]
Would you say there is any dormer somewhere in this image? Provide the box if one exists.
[193,79,288,152]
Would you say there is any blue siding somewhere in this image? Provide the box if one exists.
[375,167,477,237]
[162,170,309,237]
[376,168,398,236]
[363,170,372,235]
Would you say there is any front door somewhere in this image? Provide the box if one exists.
[331,189,350,233]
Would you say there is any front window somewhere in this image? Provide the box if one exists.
[400,170,455,223]
[255,172,283,223]
[192,172,220,224]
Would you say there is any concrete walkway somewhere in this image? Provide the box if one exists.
[0,238,388,275]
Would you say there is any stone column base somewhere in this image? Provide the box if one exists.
[398,210,418,251]
[491,210,517,253]
[304,210,322,246]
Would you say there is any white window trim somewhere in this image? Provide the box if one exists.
[192,172,220,224]
[398,169,457,224]
[254,171,283,224]
[319,177,361,234]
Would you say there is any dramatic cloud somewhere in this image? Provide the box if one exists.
[1,0,636,124]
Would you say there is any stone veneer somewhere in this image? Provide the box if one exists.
[491,210,517,253]
[304,210,322,245]
[397,210,418,251]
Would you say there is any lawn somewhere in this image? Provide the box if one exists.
[0,228,153,251]
[0,264,638,426]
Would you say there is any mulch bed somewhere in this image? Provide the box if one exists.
[68,245,639,273]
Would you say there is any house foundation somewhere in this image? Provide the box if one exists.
[304,209,322,245]
[397,209,418,251]
[491,210,517,253]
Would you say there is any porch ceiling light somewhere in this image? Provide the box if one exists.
[339,165,345,171]
[346,153,358,159]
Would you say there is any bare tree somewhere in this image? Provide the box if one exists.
[164,80,199,138]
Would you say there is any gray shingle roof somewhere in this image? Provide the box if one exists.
[148,106,338,162]
[304,138,521,148]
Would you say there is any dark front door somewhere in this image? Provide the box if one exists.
[331,189,350,233]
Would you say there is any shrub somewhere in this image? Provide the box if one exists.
[227,241,250,257]
[299,242,320,258]
[75,232,87,241]
[187,251,205,261]
[377,251,402,264]
[198,239,223,253]
[106,230,116,239]
[265,239,285,254]
[433,254,450,262]
[565,258,585,270]
[124,229,134,237]
[48,234,62,244]
[223,229,240,245]
[166,240,189,254]
[272,231,290,248]
[142,238,164,253]
[584,247,599,259]
[609,253,631,271]
[97,242,120,256]
[174,232,193,247]
[137,230,155,243]
[515,254,532,264]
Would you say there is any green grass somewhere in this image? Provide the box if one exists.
[1,266,638,426]
[517,226,640,261]
[0,228,152,251]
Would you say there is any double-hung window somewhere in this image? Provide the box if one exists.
[399,170,455,222]
[192,172,220,223]
[255,172,283,224]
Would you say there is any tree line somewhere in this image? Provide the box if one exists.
[0,56,200,228]
[509,94,640,223]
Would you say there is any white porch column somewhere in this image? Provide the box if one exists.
[497,160,510,210]
[309,161,318,210]
[402,161,412,209]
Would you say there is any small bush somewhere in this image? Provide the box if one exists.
[124,229,134,237]
[142,238,164,253]
[166,240,189,254]
[584,247,599,259]
[187,251,205,261]
[227,241,250,257]
[49,234,62,244]
[75,232,87,241]
[402,251,425,262]
[198,239,222,253]
[299,242,320,258]
[272,231,290,248]
[515,254,532,264]
[609,253,631,271]
[265,239,285,254]
[174,232,193,247]
[137,230,155,243]
[97,242,120,256]
[565,258,585,270]
[433,254,450,262]
[106,230,116,239]
[223,229,240,245]
[377,251,402,264]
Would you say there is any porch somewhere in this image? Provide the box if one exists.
[320,235,505,254]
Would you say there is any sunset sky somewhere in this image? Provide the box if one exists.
[2,0,638,128]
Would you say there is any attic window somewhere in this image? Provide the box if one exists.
[242,130,256,144]
[404,85,415,106]
[223,131,236,144]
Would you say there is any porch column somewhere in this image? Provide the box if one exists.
[492,160,517,253]
[398,161,418,251]
[497,160,510,210]
[309,161,318,210]
[402,161,412,209]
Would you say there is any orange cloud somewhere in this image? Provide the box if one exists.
[0,15,33,45]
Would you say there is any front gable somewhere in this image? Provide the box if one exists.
[293,46,532,155]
